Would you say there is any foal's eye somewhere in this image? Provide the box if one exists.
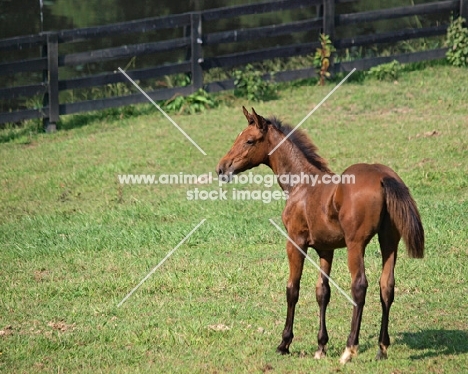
[246,139,254,145]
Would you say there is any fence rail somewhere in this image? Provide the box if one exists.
[0,0,466,129]
[337,0,460,25]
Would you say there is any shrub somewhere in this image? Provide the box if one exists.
[314,34,336,86]
[368,60,402,81]
[446,16,468,67]
[163,89,218,115]
[233,64,277,101]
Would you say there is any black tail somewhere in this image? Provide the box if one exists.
[382,177,425,258]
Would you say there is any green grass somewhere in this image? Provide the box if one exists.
[1,64,468,373]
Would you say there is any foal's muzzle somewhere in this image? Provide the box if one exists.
[216,161,234,183]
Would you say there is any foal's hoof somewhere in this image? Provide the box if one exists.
[314,350,326,359]
[314,345,327,359]
[276,346,290,355]
[339,345,358,364]
[375,346,388,360]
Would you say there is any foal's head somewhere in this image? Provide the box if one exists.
[216,106,271,178]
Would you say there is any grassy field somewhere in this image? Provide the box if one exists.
[1,64,467,373]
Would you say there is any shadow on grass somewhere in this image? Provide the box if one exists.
[0,120,42,144]
[396,329,468,359]
[59,104,156,132]
[0,105,158,144]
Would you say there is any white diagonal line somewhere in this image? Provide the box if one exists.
[268,68,356,156]
[269,218,356,306]
[118,67,207,156]
[117,218,207,307]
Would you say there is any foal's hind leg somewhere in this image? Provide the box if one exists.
[339,240,369,364]
[314,250,334,359]
[376,219,400,360]
[277,240,306,354]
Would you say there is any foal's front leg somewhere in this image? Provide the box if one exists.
[277,240,306,354]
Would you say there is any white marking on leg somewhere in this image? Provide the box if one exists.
[314,346,327,359]
[339,345,358,364]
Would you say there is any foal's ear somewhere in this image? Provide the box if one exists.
[251,107,267,132]
[242,106,250,121]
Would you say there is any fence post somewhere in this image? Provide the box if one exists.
[461,0,468,19]
[190,12,203,92]
[322,0,335,41]
[322,0,336,73]
[42,32,59,133]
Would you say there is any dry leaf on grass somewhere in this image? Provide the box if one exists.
[0,325,13,337]
[409,130,441,140]
[207,324,230,331]
[47,321,75,332]
[34,269,48,282]
[423,130,441,137]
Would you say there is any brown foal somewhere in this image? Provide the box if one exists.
[216,107,424,364]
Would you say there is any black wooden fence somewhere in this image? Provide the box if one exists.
[0,0,467,130]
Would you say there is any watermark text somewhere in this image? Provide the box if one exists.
[118,172,355,188]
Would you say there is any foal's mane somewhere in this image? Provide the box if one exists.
[266,116,331,173]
